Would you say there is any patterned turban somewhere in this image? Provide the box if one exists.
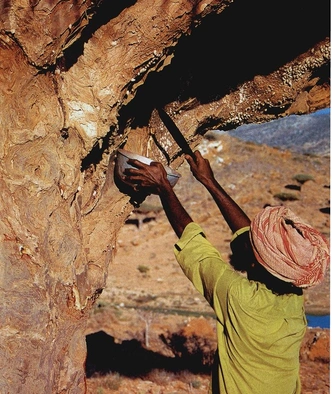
[249,206,330,288]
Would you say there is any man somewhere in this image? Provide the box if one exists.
[123,150,329,394]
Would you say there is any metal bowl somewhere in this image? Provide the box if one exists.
[115,149,181,187]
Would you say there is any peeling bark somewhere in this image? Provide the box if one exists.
[0,0,329,392]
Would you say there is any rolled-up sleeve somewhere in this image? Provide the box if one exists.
[231,226,251,242]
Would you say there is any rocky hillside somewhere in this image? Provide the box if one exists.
[229,108,330,156]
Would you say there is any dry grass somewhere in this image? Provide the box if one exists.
[86,369,210,394]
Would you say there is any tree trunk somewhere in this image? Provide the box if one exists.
[0,0,329,392]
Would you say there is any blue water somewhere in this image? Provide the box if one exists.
[306,314,330,329]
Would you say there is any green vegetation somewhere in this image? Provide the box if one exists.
[191,379,202,389]
[292,173,314,184]
[273,192,300,201]
[137,264,150,274]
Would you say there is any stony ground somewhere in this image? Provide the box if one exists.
[86,133,330,393]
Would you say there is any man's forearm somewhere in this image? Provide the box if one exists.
[203,178,251,233]
[159,185,193,238]
[123,159,192,237]
[185,151,250,233]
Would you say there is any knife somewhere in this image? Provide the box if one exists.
[157,108,195,159]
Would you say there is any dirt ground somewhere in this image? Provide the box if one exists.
[86,133,330,393]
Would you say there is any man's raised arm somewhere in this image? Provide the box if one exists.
[185,151,251,233]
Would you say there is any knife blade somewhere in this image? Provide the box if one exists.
[157,108,195,159]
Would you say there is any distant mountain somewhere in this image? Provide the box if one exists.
[221,109,330,156]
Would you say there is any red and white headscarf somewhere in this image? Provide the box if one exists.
[249,206,330,288]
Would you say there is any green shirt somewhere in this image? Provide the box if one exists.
[174,222,306,394]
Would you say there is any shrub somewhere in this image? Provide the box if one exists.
[292,173,314,184]
[137,265,150,274]
[104,373,122,390]
[273,192,299,201]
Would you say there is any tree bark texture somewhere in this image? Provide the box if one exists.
[0,0,330,392]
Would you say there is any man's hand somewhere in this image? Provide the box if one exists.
[123,159,172,195]
[185,150,216,187]
[123,157,192,237]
